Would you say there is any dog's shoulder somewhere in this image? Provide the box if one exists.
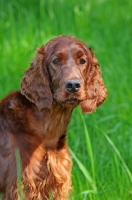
[0,91,32,112]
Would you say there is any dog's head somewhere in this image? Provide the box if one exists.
[21,35,107,113]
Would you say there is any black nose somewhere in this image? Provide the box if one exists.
[65,79,81,93]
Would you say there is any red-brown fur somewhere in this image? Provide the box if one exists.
[0,35,107,199]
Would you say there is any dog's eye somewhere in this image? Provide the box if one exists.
[79,58,86,65]
[53,58,60,65]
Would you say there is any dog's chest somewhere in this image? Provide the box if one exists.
[28,105,72,149]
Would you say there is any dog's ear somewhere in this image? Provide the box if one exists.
[80,49,107,114]
[21,46,52,111]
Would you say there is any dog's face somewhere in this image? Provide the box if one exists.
[45,39,89,108]
[21,36,107,113]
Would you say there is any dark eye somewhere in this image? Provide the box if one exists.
[79,58,86,65]
[53,58,60,65]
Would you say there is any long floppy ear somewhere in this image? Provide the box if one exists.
[80,49,107,114]
[21,46,52,111]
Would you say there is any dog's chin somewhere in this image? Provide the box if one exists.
[54,97,82,108]
[64,97,81,107]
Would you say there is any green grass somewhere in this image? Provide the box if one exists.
[0,0,132,199]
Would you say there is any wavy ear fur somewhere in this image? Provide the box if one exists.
[80,49,107,114]
[21,46,52,111]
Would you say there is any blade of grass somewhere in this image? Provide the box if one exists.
[78,108,97,189]
[70,148,97,193]
[98,128,132,183]
[15,148,25,200]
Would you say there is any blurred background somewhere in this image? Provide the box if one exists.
[0,0,132,199]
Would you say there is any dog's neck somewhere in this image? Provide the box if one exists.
[28,101,73,150]
[44,102,73,150]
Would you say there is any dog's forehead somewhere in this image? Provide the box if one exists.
[46,37,88,57]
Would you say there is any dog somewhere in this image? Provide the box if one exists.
[0,35,107,200]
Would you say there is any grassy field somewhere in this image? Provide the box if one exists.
[0,0,132,199]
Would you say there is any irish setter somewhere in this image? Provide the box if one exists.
[0,35,107,200]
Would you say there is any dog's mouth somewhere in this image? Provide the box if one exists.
[63,97,82,107]
[53,97,82,107]
[53,92,84,107]
[65,97,79,103]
